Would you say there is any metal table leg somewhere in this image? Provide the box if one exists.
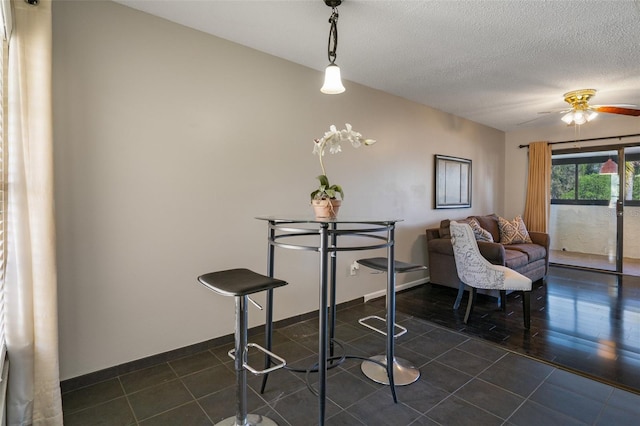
[329,223,337,359]
[318,223,329,426]
[260,222,276,394]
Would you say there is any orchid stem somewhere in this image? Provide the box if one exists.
[319,142,327,177]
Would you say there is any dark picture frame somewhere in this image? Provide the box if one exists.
[434,155,471,209]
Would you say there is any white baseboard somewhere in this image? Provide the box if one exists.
[363,276,429,303]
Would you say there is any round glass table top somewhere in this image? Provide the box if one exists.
[255,215,403,224]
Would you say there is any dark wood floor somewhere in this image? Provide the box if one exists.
[374,266,640,394]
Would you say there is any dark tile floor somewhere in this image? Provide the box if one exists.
[63,267,640,426]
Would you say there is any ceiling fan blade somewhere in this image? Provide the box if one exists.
[595,106,640,116]
[537,108,571,114]
[517,113,553,126]
[518,108,573,126]
[592,103,637,108]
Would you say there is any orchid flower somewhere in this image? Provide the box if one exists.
[311,124,376,200]
[312,123,376,177]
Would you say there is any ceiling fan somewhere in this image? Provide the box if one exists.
[556,89,640,125]
[559,89,640,125]
[521,89,640,126]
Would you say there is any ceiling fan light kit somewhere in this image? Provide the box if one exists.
[561,89,598,125]
[559,88,639,126]
[561,110,598,125]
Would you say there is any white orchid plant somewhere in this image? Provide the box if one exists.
[311,123,376,201]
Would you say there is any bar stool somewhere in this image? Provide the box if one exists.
[198,268,288,426]
[356,257,426,386]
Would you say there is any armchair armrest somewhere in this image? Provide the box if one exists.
[427,237,453,255]
[477,241,506,265]
[529,231,550,250]
[528,231,550,274]
[426,228,441,241]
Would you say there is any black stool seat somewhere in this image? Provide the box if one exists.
[357,257,427,274]
[198,268,287,297]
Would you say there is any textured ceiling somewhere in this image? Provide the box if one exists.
[114,0,640,132]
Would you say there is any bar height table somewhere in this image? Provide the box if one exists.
[255,216,402,426]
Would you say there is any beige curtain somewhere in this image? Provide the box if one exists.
[5,0,62,424]
[523,141,552,233]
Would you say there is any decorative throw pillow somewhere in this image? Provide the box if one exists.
[498,215,532,244]
[461,217,494,242]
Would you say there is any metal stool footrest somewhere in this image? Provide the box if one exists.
[358,315,407,338]
[228,343,287,375]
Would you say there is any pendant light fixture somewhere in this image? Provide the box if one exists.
[599,158,618,175]
[320,0,345,94]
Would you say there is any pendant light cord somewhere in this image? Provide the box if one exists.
[327,8,339,65]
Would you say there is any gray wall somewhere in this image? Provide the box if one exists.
[53,1,505,380]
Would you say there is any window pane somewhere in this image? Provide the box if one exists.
[626,161,640,201]
[577,163,612,201]
[551,164,576,200]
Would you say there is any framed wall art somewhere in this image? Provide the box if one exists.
[434,155,471,209]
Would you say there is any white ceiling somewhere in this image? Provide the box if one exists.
[114,0,640,132]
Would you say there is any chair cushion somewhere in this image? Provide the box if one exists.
[506,243,546,263]
[504,249,529,269]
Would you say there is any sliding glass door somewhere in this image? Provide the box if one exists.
[550,149,620,272]
[550,144,640,275]
[622,147,640,275]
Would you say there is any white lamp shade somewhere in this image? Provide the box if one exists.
[573,111,587,125]
[561,109,599,125]
[321,64,345,94]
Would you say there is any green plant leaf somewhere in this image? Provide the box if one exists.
[317,175,330,187]
[311,174,344,200]
[332,184,344,200]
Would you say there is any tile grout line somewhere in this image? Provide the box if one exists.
[169,360,216,425]
[118,375,140,426]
